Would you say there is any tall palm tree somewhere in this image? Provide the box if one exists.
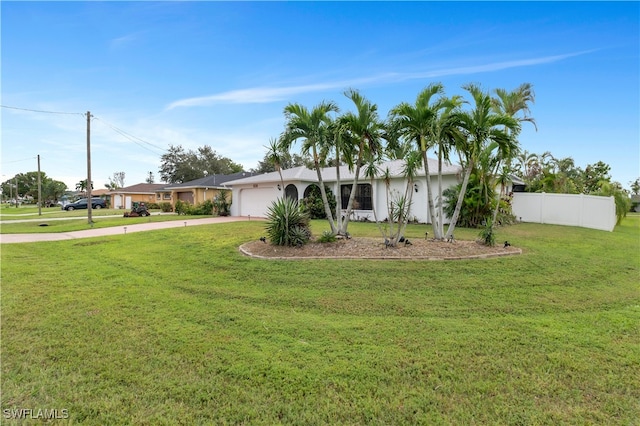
[433,95,464,238]
[281,101,340,234]
[390,83,446,239]
[490,84,536,225]
[339,89,384,235]
[265,137,285,191]
[445,83,520,240]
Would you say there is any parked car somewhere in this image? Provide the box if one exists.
[62,198,107,211]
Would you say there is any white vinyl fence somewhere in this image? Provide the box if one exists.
[511,192,616,232]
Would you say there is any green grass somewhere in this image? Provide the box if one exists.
[0,213,209,234]
[1,216,639,424]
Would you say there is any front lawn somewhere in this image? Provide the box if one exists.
[1,217,638,424]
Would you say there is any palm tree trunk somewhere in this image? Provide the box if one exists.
[445,158,474,239]
[437,144,444,238]
[312,145,337,234]
[421,148,441,240]
[340,140,365,235]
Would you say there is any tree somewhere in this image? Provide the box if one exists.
[105,172,125,190]
[490,83,536,226]
[583,161,611,194]
[339,89,385,235]
[433,95,464,238]
[75,179,93,194]
[265,138,286,190]
[445,83,520,240]
[146,172,155,184]
[281,101,340,234]
[630,178,640,195]
[390,83,447,239]
[159,145,243,184]
[252,150,307,174]
[42,179,67,204]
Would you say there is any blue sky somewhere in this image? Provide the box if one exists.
[2,1,638,191]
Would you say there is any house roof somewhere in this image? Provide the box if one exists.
[108,183,168,194]
[224,158,461,186]
[162,171,257,190]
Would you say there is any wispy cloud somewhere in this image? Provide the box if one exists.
[166,50,594,109]
[109,32,142,50]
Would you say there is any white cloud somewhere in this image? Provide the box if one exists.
[166,51,593,109]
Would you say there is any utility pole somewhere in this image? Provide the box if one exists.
[37,154,42,216]
[86,111,93,225]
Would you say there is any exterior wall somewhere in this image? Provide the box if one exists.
[111,193,156,209]
[230,175,461,223]
[155,192,173,204]
[231,184,280,217]
[512,192,616,232]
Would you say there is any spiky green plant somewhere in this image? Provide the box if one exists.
[265,197,311,246]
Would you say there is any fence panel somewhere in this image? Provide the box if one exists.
[512,192,615,232]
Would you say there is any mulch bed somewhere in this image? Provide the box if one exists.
[240,237,521,260]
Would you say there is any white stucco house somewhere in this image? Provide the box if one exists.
[224,158,462,223]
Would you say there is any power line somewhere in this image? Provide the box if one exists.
[0,104,84,116]
[93,117,167,154]
[0,156,37,165]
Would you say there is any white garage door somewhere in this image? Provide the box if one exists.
[238,187,275,218]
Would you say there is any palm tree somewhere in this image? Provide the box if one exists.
[281,101,340,234]
[433,95,464,238]
[265,137,286,191]
[339,89,384,235]
[445,83,520,240]
[390,83,446,239]
[490,83,536,225]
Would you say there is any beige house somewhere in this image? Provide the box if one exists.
[109,183,170,209]
[161,172,256,208]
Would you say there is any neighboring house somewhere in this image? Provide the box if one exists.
[631,194,640,212]
[225,158,462,223]
[109,183,168,209]
[91,189,110,198]
[162,172,257,207]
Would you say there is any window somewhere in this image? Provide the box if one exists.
[340,184,372,210]
[163,193,171,200]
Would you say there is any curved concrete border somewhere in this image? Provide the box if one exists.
[238,242,522,261]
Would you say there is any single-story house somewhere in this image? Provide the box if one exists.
[161,172,257,207]
[224,158,463,223]
[109,183,169,209]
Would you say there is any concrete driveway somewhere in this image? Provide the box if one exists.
[0,216,257,244]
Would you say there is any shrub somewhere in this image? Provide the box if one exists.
[265,197,311,246]
[318,230,337,243]
[159,202,173,213]
[477,219,496,247]
[213,189,231,216]
[193,199,214,215]
[301,185,336,219]
[175,200,192,215]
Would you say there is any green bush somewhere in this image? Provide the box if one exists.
[265,196,311,246]
[213,189,231,216]
[174,200,192,215]
[193,199,214,215]
[318,230,337,243]
[477,219,496,246]
[301,185,336,219]
[159,202,173,213]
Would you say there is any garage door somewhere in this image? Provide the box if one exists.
[178,191,194,204]
[238,187,275,218]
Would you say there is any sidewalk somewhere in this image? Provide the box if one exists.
[0,216,257,244]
